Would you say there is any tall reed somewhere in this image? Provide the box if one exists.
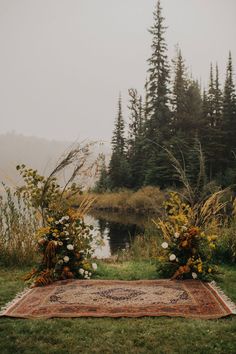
[0,185,40,266]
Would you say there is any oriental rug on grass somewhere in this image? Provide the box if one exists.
[1,279,235,319]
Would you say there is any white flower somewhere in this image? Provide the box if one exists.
[65,223,70,227]
[65,231,69,236]
[92,263,97,271]
[85,271,88,275]
[79,268,85,275]
[67,244,74,251]
[65,216,70,220]
[161,242,168,249]
[58,241,63,246]
[55,221,59,225]
[192,272,198,279]
[169,254,176,261]
[182,226,188,231]
[58,260,63,265]
[88,272,92,277]
[63,256,70,263]
[174,232,180,238]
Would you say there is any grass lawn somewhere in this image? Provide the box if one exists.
[0,261,236,354]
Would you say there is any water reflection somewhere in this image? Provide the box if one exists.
[84,211,147,259]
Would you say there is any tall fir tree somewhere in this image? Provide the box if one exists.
[144,0,172,187]
[171,48,188,134]
[127,89,145,188]
[221,52,236,184]
[109,95,130,189]
[222,52,236,162]
[94,154,110,193]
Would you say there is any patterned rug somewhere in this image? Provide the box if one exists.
[1,279,235,319]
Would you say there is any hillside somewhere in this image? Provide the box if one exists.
[0,133,110,189]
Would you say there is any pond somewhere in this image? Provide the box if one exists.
[84,211,151,259]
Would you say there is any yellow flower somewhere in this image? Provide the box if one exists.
[47,217,54,223]
[208,268,212,273]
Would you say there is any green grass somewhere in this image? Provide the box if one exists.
[0,262,236,354]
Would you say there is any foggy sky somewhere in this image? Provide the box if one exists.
[0,0,236,143]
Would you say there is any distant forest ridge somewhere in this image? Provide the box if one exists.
[0,133,110,189]
[96,0,236,192]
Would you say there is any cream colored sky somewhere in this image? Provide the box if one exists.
[0,0,235,142]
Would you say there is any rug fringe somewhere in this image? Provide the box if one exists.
[0,287,31,316]
[209,281,236,315]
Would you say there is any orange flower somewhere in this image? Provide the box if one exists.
[188,227,199,236]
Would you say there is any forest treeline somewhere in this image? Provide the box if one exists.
[95,0,236,192]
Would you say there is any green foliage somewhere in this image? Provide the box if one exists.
[0,184,39,266]
[214,219,236,263]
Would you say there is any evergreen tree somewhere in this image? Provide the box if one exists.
[222,52,236,164]
[94,154,110,192]
[184,79,202,133]
[127,89,145,188]
[221,52,236,184]
[109,95,130,189]
[144,0,171,187]
[145,0,170,134]
[171,48,188,134]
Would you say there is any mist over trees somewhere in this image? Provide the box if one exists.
[96,0,236,192]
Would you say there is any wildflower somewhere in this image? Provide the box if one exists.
[192,272,198,279]
[79,268,85,275]
[169,254,176,261]
[65,216,70,220]
[58,241,63,246]
[58,260,63,265]
[92,263,98,270]
[161,242,168,249]
[174,232,180,239]
[63,256,70,263]
[67,244,74,251]
[182,226,187,231]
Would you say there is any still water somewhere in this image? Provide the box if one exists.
[84,211,149,259]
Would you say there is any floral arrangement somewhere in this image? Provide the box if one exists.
[16,150,99,287]
[154,192,218,280]
[25,211,98,287]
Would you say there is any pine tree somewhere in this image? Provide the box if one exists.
[145,0,170,135]
[109,95,130,189]
[144,0,171,187]
[127,89,145,188]
[221,52,236,184]
[222,52,236,163]
[111,94,125,156]
[214,63,223,127]
[94,154,110,192]
[172,48,188,134]
[185,79,202,133]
